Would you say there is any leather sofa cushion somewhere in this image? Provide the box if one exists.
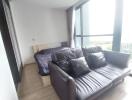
[56,60,71,73]
[70,57,90,78]
[75,71,112,100]
[95,64,130,81]
[71,48,84,58]
[52,48,84,74]
[88,52,107,69]
[52,48,76,74]
[82,46,102,54]
[82,47,103,68]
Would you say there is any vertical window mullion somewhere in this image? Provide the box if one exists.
[80,6,83,48]
[112,0,123,51]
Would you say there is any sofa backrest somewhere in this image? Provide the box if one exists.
[82,46,102,54]
[52,48,83,62]
[51,48,83,74]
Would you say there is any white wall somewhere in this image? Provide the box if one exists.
[10,1,68,65]
[0,33,18,100]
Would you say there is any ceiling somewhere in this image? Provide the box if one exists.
[22,0,80,9]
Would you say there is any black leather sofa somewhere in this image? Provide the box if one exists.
[49,47,131,100]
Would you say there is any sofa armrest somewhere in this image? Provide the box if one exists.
[48,62,76,100]
[103,51,130,68]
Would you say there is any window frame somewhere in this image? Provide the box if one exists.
[74,0,123,51]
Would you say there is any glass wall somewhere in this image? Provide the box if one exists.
[75,0,115,50]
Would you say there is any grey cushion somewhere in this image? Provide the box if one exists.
[52,48,76,74]
[82,47,102,68]
[70,57,90,77]
[52,48,75,62]
[88,52,107,69]
[52,48,84,74]
[71,48,84,58]
[55,60,71,73]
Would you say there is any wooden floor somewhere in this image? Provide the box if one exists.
[19,63,132,100]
